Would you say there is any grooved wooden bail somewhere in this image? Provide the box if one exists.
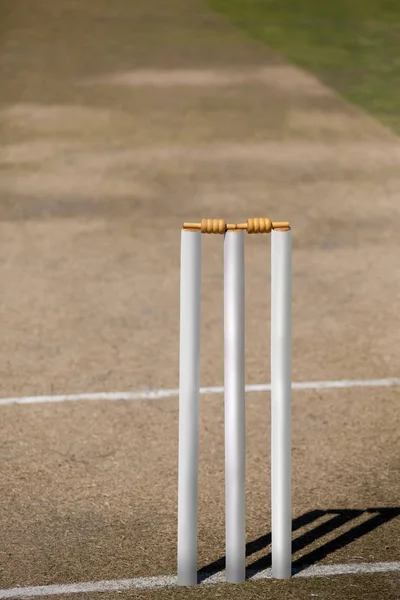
[237,218,272,233]
[236,218,290,233]
[182,219,236,233]
[182,218,290,233]
[202,218,225,234]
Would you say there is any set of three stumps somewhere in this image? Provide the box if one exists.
[178,218,292,585]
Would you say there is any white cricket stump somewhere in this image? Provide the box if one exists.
[224,230,246,584]
[271,228,292,579]
[177,229,202,586]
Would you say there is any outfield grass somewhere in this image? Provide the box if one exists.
[208,0,400,133]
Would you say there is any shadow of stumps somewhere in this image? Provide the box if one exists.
[197,507,400,582]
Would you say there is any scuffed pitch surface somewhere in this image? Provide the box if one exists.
[0,0,399,598]
[1,388,400,593]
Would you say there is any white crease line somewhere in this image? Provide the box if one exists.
[0,378,399,407]
[1,562,400,598]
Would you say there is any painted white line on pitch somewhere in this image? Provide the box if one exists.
[1,562,400,598]
[0,378,399,408]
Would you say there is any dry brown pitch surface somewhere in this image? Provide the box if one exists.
[0,1,399,598]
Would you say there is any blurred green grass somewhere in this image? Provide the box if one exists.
[208,0,400,133]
